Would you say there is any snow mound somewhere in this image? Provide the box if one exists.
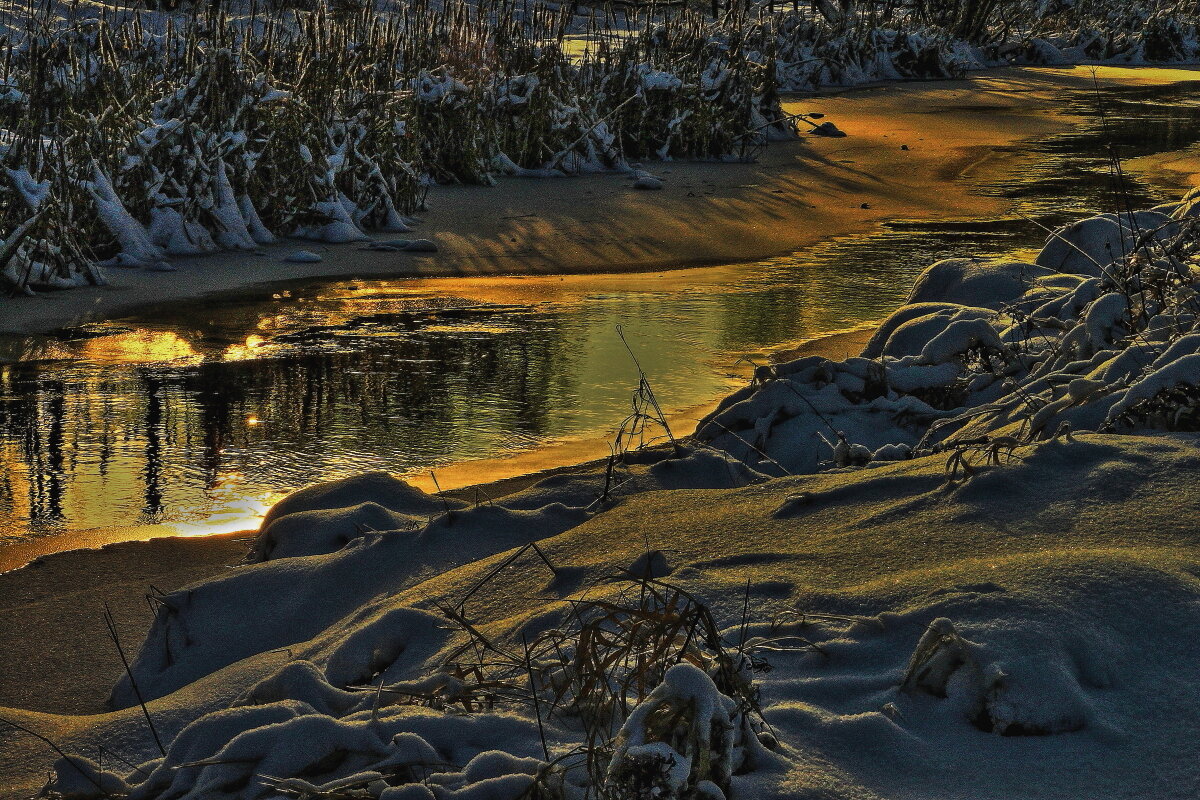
[113,448,766,707]
[1034,211,1179,277]
[905,257,1056,310]
[700,192,1200,476]
[261,472,461,530]
[35,431,1200,800]
[250,473,467,562]
[284,250,323,264]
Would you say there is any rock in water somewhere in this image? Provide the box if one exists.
[284,250,323,264]
[634,176,664,190]
[810,121,846,137]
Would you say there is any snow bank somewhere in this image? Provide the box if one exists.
[111,449,766,707]
[698,195,1200,476]
[37,430,1200,800]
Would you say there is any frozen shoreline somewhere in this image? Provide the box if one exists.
[1,63,1197,561]
[1,63,1199,699]
[5,65,1198,338]
[4,63,1200,800]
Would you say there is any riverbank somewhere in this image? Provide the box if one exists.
[4,121,1200,800]
[2,62,1198,555]
[2,63,1199,718]
[0,320,875,716]
[5,65,1198,337]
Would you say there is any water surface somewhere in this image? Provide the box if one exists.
[2,79,1198,550]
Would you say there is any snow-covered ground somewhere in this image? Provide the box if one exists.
[5,186,1200,799]
[13,440,1200,799]
[1,0,1198,297]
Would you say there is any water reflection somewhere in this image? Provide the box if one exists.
[1,79,1198,543]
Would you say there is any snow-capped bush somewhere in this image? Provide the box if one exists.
[699,191,1200,478]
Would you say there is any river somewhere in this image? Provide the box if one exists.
[1,76,1198,562]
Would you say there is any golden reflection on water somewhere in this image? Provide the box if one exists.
[0,244,952,549]
[167,474,280,537]
[77,330,201,365]
[0,233,1148,547]
[4,73,1200,552]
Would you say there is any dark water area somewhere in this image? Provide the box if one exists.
[1,79,1198,547]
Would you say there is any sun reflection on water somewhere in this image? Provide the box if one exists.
[76,330,201,365]
[167,473,279,537]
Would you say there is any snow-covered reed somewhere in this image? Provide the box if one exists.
[435,570,769,796]
[0,0,794,292]
[770,0,1200,90]
[2,0,1195,294]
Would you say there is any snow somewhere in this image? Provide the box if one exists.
[1034,211,1177,277]
[638,66,684,93]
[7,6,1200,799]
[809,121,846,137]
[697,188,1200,477]
[906,258,1057,310]
[24,428,1200,800]
[107,448,768,708]
[15,220,1200,792]
[607,663,753,799]
[209,161,259,252]
[293,200,372,244]
[2,0,1194,295]
[86,168,167,268]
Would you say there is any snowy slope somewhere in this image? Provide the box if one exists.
[6,433,1200,799]
[11,167,1200,800]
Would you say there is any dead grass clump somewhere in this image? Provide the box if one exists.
[357,572,770,798]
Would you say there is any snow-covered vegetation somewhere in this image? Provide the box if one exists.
[20,187,1200,800]
[771,0,1200,89]
[0,0,794,293]
[2,0,1199,294]
[699,194,1200,476]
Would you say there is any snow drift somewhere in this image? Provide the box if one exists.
[17,188,1200,800]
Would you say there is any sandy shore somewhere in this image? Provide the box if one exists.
[2,63,1200,720]
[5,65,1198,337]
